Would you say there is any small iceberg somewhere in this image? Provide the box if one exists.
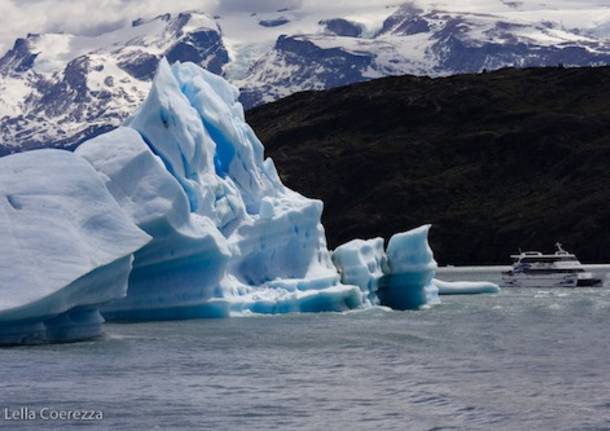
[434,279,501,295]
[379,225,439,310]
[333,225,439,310]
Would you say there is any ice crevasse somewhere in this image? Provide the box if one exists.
[0,59,496,344]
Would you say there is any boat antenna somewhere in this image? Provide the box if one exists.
[555,242,565,253]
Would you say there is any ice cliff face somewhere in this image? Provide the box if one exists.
[77,59,362,320]
[2,4,610,154]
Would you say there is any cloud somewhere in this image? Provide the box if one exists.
[0,0,216,53]
[0,0,313,52]
[216,0,303,13]
[1,0,609,55]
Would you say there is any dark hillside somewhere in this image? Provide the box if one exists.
[247,67,610,265]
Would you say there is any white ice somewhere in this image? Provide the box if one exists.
[434,279,501,295]
[333,226,440,310]
[0,150,150,344]
[332,238,386,306]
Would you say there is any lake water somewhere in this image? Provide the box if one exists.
[2,267,610,430]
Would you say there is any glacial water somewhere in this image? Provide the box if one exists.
[2,269,610,430]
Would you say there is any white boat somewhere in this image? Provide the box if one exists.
[502,243,603,288]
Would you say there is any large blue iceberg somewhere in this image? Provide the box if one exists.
[76,59,361,321]
[0,59,497,345]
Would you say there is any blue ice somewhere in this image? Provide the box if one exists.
[333,225,439,310]
[77,59,362,321]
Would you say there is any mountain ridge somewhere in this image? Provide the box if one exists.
[2,3,610,154]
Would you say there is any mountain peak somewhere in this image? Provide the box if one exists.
[2,3,610,153]
[0,37,37,76]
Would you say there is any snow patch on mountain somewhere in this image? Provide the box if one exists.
[1,1,610,153]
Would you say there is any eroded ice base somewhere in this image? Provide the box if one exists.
[0,308,104,346]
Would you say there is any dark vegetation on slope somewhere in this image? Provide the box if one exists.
[247,66,610,265]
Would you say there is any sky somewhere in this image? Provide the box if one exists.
[0,0,334,53]
[1,0,609,54]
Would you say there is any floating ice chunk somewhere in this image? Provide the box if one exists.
[434,279,501,295]
[332,226,441,309]
[385,225,437,274]
[0,150,150,344]
[378,225,438,310]
[332,238,386,305]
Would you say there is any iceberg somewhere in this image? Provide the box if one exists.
[76,127,232,320]
[379,225,439,310]
[0,150,150,344]
[332,238,386,306]
[333,226,439,310]
[434,279,501,295]
[77,59,361,320]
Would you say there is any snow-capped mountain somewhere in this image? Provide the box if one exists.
[0,12,228,153]
[1,2,610,153]
[237,4,610,106]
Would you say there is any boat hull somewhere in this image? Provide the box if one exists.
[576,277,604,287]
[502,273,578,288]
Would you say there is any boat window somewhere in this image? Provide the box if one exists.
[520,256,577,264]
[519,268,584,274]
[559,256,577,261]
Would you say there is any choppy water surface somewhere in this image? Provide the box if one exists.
[2,276,610,430]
